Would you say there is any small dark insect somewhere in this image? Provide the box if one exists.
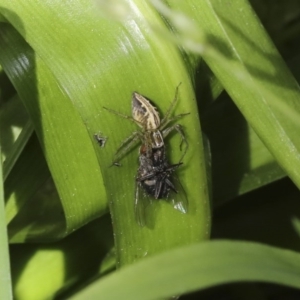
[135,145,188,226]
[103,83,189,165]
[94,133,107,148]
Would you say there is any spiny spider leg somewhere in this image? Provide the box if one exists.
[160,82,182,127]
[160,112,190,131]
[103,107,144,127]
[112,131,143,165]
[162,124,188,163]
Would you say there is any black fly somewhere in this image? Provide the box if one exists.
[135,145,188,226]
[137,146,181,199]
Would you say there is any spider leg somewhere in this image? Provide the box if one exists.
[162,124,188,163]
[160,113,190,131]
[165,162,183,172]
[160,82,182,126]
[103,107,143,127]
[111,131,143,165]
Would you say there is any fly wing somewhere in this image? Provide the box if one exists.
[134,180,151,227]
[167,174,188,214]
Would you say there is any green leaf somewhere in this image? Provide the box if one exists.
[0,0,211,266]
[0,146,13,299]
[71,240,300,300]
[0,23,107,238]
[1,1,300,299]
[0,94,29,163]
[164,0,300,188]
[5,133,52,231]
[10,215,115,300]
[202,93,285,205]
[3,121,33,181]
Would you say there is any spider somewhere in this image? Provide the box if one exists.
[103,83,189,165]
[135,145,188,226]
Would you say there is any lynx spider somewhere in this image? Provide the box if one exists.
[103,83,189,165]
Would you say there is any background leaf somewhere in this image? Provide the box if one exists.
[0,23,106,239]
[0,147,12,299]
[10,215,114,300]
[1,0,300,299]
[72,241,300,300]
[165,0,300,188]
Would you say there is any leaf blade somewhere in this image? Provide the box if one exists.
[72,241,300,300]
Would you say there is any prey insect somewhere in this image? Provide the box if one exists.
[94,132,108,148]
[135,145,188,226]
[103,83,189,165]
